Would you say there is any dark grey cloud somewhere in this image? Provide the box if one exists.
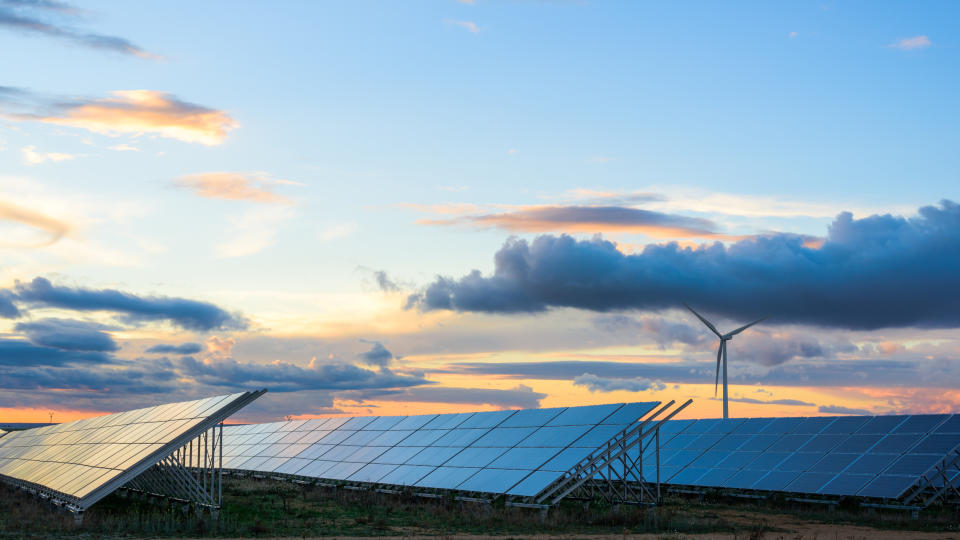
[573,373,666,393]
[14,318,118,352]
[409,201,960,330]
[819,404,874,415]
[145,342,203,355]
[13,277,246,332]
[0,0,155,58]
[713,396,816,407]
[441,357,960,389]
[357,339,394,368]
[178,356,429,393]
[0,338,114,366]
[339,384,546,410]
[0,363,175,394]
[0,290,19,318]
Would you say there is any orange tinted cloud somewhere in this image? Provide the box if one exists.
[175,172,296,204]
[0,199,71,247]
[36,90,236,145]
[420,205,739,239]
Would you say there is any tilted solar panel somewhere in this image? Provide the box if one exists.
[220,401,662,500]
[644,413,960,506]
[0,390,264,512]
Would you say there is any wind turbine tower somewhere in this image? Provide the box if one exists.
[684,303,766,419]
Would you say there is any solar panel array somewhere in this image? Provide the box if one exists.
[640,414,960,501]
[222,402,658,498]
[0,391,260,508]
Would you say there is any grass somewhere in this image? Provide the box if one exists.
[0,477,955,538]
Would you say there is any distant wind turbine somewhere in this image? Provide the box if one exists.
[684,303,767,419]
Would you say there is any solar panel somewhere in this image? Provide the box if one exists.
[220,401,661,501]
[0,390,263,512]
[648,413,960,505]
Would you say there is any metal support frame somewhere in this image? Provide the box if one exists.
[902,445,960,508]
[527,399,693,508]
[123,422,225,514]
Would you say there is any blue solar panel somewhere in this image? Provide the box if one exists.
[858,474,919,499]
[934,415,960,433]
[894,415,948,434]
[911,433,960,454]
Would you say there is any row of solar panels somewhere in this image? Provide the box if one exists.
[637,414,960,501]
[221,401,658,498]
[0,392,256,503]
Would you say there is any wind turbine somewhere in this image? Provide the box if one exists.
[684,303,766,419]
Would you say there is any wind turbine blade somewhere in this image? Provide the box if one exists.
[683,302,722,338]
[724,317,768,338]
[714,341,722,396]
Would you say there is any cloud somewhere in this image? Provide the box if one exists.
[890,35,931,50]
[0,0,158,58]
[216,206,294,258]
[9,90,236,145]
[573,373,666,393]
[409,201,960,330]
[717,396,815,407]
[819,404,873,415]
[178,356,429,393]
[372,270,401,292]
[0,291,19,318]
[592,314,707,348]
[440,357,960,390]
[445,19,479,33]
[0,199,72,247]
[0,338,114,366]
[419,205,728,239]
[145,342,202,355]
[788,31,798,38]
[205,335,235,357]
[13,277,246,331]
[318,223,356,242]
[21,145,76,164]
[15,318,118,352]
[343,384,546,410]
[357,339,395,368]
[107,143,139,152]
[174,172,296,204]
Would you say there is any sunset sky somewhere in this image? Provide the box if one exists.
[1,1,958,423]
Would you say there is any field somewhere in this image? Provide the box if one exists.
[1,477,958,539]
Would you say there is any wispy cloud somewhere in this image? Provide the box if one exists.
[819,404,873,415]
[0,199,71,247]
[573,373,665,393]
[107,143,139,152]
[217,206,295,258]
[5,89,236,145]
[418,204,733,239]
[445,19,479,33]
[0,0,158,58]
[175,172,298,204]
[889,35,931,50]
[21,144,77,164]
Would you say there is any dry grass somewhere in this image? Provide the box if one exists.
[0,477,956,539]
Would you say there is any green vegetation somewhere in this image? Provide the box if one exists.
[0,477,955,538]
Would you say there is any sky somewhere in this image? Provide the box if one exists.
[1,0,958,423]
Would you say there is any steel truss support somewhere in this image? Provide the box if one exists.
[902,446,960,508]
[123,422,224,515]
[525,399,692,508]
